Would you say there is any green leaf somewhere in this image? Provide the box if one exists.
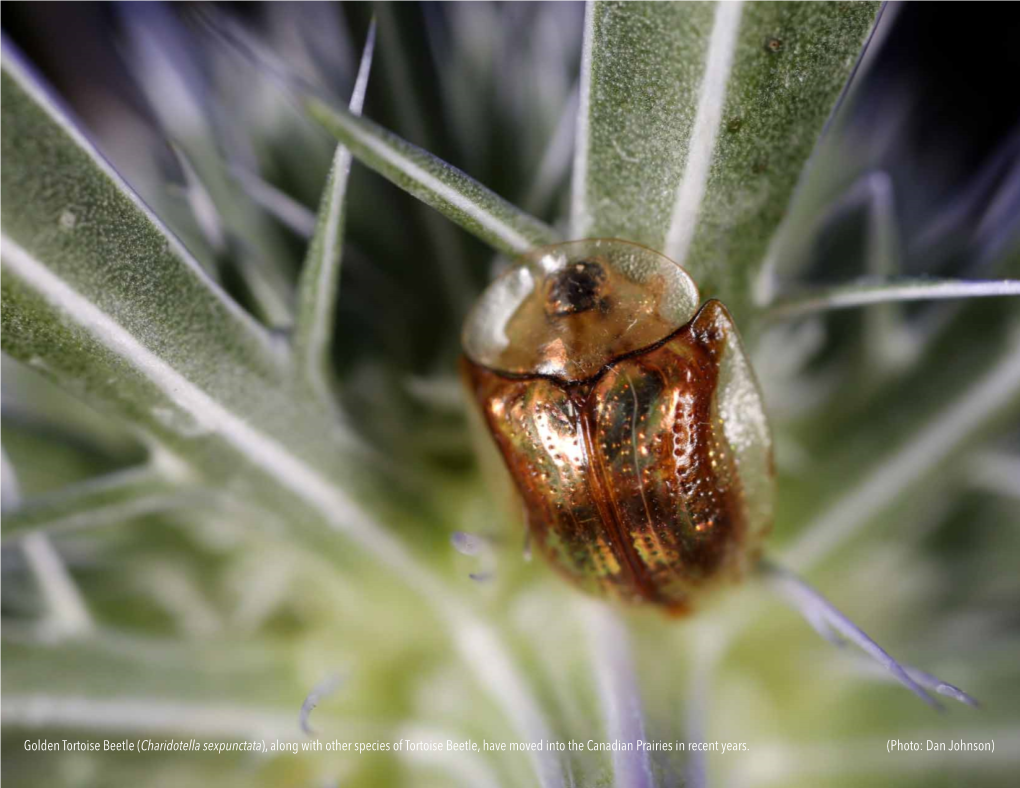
[1,56,566,785]
[1,631,304,715]
[765,277,1020,321]
[121,9,298,327]
[572,1,880,318]
[294,22,376,407]
[571,1,717,247]
[781,332,1020,571]
[0,50,405,559]
[228,165,317,239]
[0,52,288,394]
[20,534,95,635]
[2,446,93,637]
[306,98,558,257]
[1,465,188,543]
[369,3,477,314]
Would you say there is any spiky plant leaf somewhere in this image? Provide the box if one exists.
[1,49,381,521]
[766,277,1020,320]
[307,98,558,256]
[294,20,377,409]
[0,53,286,392]
[0,465,186,542]
[570,1,881,320]
[3,51,573,788]
[119,5,300,326]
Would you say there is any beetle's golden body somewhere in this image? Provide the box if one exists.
[462,240,773,613]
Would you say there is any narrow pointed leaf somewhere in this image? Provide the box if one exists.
[306,98,558,257]
[583,602,653,788]
[1,466,189,543]
[766,277,1020,320]
[294,22,376,406]
[370,4,476,313]
[0,50,287,391]
[121,7,298,326]
[19,533,94,637]
[2,447,92,638]
[0,50,414,568]
[761,560,979,708]
[229,166,317,239]
[571,1,718,247]
[784,334,1020,571]
[572,1,880,317]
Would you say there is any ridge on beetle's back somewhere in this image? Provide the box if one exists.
[462,240,773,615]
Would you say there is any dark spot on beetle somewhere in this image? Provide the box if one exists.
[725,117,743,134]
[545,260,607,316]
[764,37,783,54]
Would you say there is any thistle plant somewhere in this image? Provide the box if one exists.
[2,3,1019,788]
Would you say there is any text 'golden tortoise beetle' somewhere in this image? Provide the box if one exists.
[461,240,774,615]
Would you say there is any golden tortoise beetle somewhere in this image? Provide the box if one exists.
[461,239,774,615]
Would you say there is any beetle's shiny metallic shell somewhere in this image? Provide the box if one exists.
[462,240,773,614]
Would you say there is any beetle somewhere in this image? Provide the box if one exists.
[461,239,774,614]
